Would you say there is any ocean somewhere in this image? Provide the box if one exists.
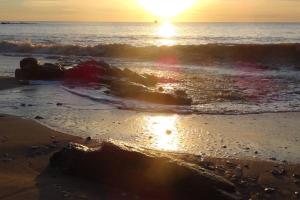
[1,22,300,46]
[0,22,300,162]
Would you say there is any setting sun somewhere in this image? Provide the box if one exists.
[139,0,196,19]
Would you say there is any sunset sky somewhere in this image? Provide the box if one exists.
[0,0,300,22]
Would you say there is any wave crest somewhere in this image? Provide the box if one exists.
[0,40,299,64]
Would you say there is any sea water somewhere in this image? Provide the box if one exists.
[0,22,300,162]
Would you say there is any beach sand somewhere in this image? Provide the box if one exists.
[0,76,300,199]
[0,115,300,200]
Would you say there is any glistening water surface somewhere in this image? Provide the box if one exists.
[0,22,300,162]
[1,22,300,46]
[0,55,300,163]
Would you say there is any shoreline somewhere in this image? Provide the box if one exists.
[0,76,300,164]
[0,114,300,199]
[1,75,300,116]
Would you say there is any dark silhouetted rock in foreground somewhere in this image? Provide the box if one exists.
[110,81,192,105]
[16,58,65,81]
[20,57,39,70]
[64,60,158,87]
[50,142,239,200]
[15,58,193,106]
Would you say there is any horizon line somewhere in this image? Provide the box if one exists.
[1,20,300,23]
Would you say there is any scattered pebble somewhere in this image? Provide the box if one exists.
[30,146,40,150]
[271,169,286,176]
[269,157,277,161]
[254,151,258,154]
[295,191,299,197]
[85,136,92,142]
[264,187,276,193]
[222,145,227,149]
[166,130,172,135]
[52,140,59,144]
[20,103,26,107]
[282,160,287,164]
[35,116,44,120]
[56,103,63,106]
[293,173,300,179]
[225,160,236,168]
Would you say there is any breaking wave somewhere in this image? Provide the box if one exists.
[0,40,299,65]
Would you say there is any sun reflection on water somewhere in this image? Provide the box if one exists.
[157,22,176,46]
[145,115,180,151]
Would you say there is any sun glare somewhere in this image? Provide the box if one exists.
[145,115,180,151]
[139,0,196,19]
[158,22,176,38]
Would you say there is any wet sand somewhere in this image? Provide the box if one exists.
[0,77,300,199]
[0,115,300,200]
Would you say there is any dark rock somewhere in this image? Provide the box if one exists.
[271,169,286,176]
[34,116,44,120]
[16,58,193,106]
[110,81,192,105]
[16,58,65,81]
[56,103,63,106]
[52,140,60,144]
[15,69,26,82]
[64,60,108,83]
[293,173,300,179]
[39,63,65,80]
[20,57,39,71]
[85,137,92,142]
[158,87,164,92]
[225,161,236,168]
[50,142,239,200]
[30,146,40,150]
[121,68,157,87]
[264,187,276,193]
[281,160,287,164]
[269,157,277,161]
